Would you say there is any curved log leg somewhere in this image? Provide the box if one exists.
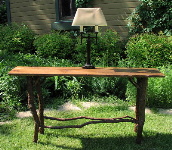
[33,122,39,143]
[27,77,40,143]
[135,77,148,144]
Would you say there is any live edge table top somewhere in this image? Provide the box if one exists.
[8,66,165,77]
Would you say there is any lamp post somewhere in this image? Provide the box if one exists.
[72,8,107,69]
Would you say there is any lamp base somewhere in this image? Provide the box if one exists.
[82,64,95,69]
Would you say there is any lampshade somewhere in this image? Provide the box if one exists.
[72,8,107,26]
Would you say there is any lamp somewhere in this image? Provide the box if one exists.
[72,8,107,69]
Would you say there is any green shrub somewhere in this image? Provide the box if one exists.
[53,75,128,100]
[147,65,172,108]
[34,29,122,67]
[0,0,7,24]
[34,31,76,59]
[125,33,172,108]
[125,33,172,67]
[126,65,172,108]
[73,29,122,66]
[0,52,127,112]
[0,53,28,111]
[0,52,75,111]
[87,77,127,99]
[75,0,93,7]
[0,23,35,53]
[127,0,172,35]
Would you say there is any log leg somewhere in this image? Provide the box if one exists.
[33,122,39,143]
[27,77,40,143]
[135,77,148,144]
[35,77,44,134]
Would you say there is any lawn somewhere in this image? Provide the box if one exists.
[0,102,172,150]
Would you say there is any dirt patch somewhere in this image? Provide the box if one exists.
[0,121,11,125]
[16,102,107,118]
[16,109,54,118]
[129,106,153,114]
[13,102,172,118]
[16,110,33,118]
[81,102,102,109]
[129,106,172,115]
[158,109,172,115]
[58,102,82,111]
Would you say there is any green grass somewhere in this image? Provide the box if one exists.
[0,104,172,150]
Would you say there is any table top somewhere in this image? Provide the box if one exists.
[8,66,165,77]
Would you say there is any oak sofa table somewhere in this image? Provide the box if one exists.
[8,66,165,144]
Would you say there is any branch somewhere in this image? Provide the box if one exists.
[43,116,137,129]
[44,115,135,121]
[128,77,140,89]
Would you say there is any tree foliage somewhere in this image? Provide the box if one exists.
[75,0,93,8]
[0,23,35,53]
[0,0,7,24]
[125,33,172,67]
[128,0,172,35]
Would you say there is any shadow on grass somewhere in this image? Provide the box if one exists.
[0,123,13,136]
[39,141,81,150]
[41,131,172,150]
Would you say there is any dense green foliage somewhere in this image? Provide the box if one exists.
[125,33,172,108]
[34,30,122,66]
[147,65,172,108]
[0,52,75,110]
[128,0,172,35]
[74,30,122,66]
[0,0,7,24]
[34,32,75,59]
[0,23,35,53]
[125,33,172,67]
[0,52,127,113]
[55,76,128,100]
[0,23,36,114]
[126,65,172,108]
[75,0,93,7]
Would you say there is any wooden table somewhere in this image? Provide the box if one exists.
[8,66,165,144]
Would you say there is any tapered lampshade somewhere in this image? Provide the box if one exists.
[72,8,107,26]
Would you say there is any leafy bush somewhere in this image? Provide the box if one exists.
[0,23,35,53]
[125,33,172,67]
[34,31,76,59]
[82,77,128,99]
[73,29,122,66]
[0,54,29,111]
[147,65,172,108]
[0,52,75,111]
[34,29,122,67]
[57,76,127,100]
[125,33,172,108]
[126,65,172,108]
[128,0,172,35]
[0,0,7,24]
[75,0,93,7]
[52,75,128,101]
[0,51,127,112]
